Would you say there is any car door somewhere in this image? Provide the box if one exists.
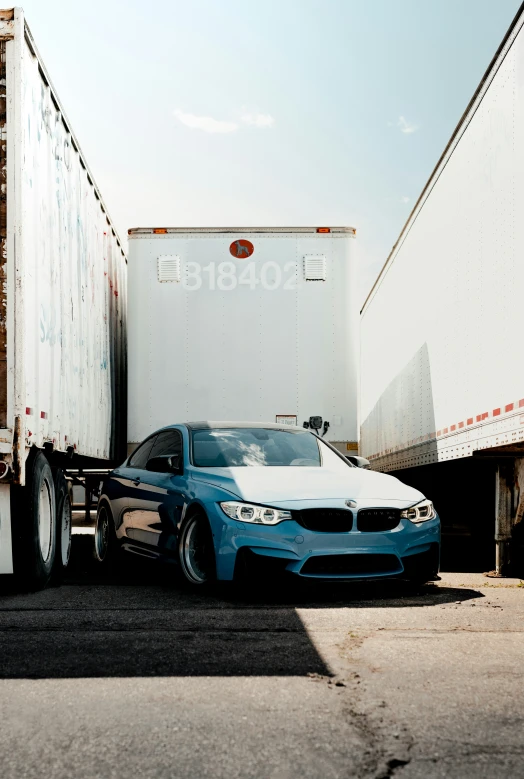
[129,428,186,557]
[111,434,158,544]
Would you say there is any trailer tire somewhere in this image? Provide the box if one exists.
[11,450,57,591]
[50,469,72,584]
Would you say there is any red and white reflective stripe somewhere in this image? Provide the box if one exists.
[367,394,524,461]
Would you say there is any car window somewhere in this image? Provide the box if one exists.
[191,428,321,467]
[148,429,183,461]
[128,436,157,469]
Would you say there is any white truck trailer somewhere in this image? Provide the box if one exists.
[0,9,126,588]
[360,5,524,575]
[127,227,357,454]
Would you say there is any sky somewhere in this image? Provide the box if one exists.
[20,0,522,304]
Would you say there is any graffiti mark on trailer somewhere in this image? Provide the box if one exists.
[230,239,254,258]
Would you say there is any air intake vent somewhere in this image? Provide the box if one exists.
[157,255,181,283]
[293,508,353,532]
[303,255,326,281]
[300,553,401,576]
[357,508,400,532]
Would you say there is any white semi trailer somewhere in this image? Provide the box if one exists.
[0,9,126,588]
[360,5,524,575]
[127,227,358,455]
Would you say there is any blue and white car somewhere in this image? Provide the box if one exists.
[95,422,440,585]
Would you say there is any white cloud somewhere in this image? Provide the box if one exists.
[174,110,238,134]
[396,116,419,134]
[174,109,275,134]
[240,112,275,128]
[400,195,410,204]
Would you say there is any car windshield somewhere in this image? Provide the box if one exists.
[191,428,321,467]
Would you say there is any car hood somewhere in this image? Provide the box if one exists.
[191,465,424,506]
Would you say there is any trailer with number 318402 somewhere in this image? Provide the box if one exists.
[126,227,358,459]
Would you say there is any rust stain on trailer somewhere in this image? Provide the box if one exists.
[0,10,13,42]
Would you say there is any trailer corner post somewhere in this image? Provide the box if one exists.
[8,8,27,486]
[494,461,515,575]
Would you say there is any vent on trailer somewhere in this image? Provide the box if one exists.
[157,255,181,283]
[303,255,327,281]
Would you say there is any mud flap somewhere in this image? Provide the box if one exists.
[0,483,13,574]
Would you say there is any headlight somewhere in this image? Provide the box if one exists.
[220,501,292,525]
[400,499,436,524]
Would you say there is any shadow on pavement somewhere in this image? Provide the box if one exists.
[0,536,484,680]
[64,535,484,608]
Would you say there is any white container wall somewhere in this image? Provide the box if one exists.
[360,9,524,471]
[127,228,357,452]
[1,9,126,474]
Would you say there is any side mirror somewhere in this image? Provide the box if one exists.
[346,455,371,469]
[146,454,182,474]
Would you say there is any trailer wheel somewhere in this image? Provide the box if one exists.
[11,450,57,590]
[50,469,72,583]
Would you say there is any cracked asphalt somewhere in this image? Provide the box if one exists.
[0,537,523,779]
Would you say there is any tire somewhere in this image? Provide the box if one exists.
[50,469,72,584]
[93,501,120,570]
[402,545,440,585]
[404,571,436,587]
[11,450,57,591]
[178,511,217,586]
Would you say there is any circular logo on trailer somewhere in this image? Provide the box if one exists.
[230,239,254,259]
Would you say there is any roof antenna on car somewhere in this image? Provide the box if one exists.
[322,421,330,437]
[302,421,310,429]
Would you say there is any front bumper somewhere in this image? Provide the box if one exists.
[204,501,441,581]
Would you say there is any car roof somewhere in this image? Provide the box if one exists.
[184,421,307,432]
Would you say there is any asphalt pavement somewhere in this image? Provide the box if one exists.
[0,536,523,779]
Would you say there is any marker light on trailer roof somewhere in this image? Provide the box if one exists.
[316,227,331,233]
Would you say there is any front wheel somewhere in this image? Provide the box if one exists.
[402,545,440,585]
[94,502,119,569]
[178,512,216,586]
